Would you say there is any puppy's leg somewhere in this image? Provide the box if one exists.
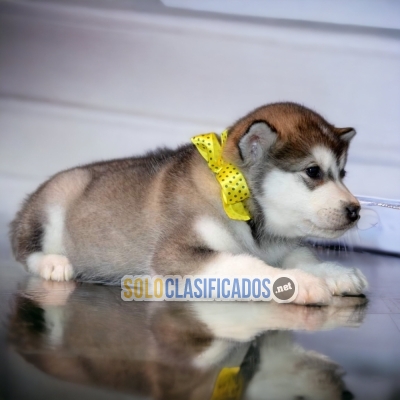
[281,247,368,296]
[11,168,90,281]
[25,204,74,281]
[198,252,332,305]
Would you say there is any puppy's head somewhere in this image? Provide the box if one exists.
[224,102,360,239]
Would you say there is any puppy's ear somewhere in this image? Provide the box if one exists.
[238,121,277,163]
[336,127,356,142]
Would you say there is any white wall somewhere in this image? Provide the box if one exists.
[1,0,399,257]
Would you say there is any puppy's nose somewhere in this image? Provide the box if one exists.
[346,203,360,222]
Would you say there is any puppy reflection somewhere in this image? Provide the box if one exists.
[8,278,366,400]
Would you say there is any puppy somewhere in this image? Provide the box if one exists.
[10,102,368,305]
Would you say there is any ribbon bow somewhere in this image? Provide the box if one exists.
[191,130,251,221]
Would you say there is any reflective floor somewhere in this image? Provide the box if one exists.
[1,250,400,400]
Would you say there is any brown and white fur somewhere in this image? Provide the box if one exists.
[10,102,368,305]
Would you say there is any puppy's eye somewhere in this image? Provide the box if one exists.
[340,169,346,178]
[306,166,321,179]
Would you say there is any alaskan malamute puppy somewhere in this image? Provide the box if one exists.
[10,102,367,305]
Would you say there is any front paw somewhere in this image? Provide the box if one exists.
[288,269,333,306]
[319,263,368,296]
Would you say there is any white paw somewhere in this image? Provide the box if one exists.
[288,269,332,305]
[318,263,368,296]
[38,254,74,281]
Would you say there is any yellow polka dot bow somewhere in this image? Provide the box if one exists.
[191,130,251,221]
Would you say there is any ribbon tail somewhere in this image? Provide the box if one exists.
[223,201,251,221]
